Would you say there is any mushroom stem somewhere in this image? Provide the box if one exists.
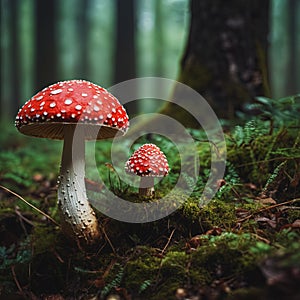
[139,177,155,197]
[57,125,100,244]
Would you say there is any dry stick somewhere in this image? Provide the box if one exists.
[15,207,35,227]
[237,156,300,168]
[161,228,176,255]
[0,185,60,227]
[238,198,300,223]
[154,228,177,289]
[11,265,23,294]
[100,224,116,254]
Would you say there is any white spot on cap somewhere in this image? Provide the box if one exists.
[30,108,35,112]
[64,99,72,105]
[68,88,74,92]
[56,113,61,117]
[107,113,112,118]
[93,105,99,112]
[93,95,98,99]
[51,89,63,95]
[75,105,82,111]
[112,108,116,113]
[40,101,45,106]
[43,111,48,116]
[81,93,88,97]
[71,113,76,118]
[50,102,56,108]
[36,95,43,101]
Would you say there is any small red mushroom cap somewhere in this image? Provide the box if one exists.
[15,79,129,139]
[125,143,169,177]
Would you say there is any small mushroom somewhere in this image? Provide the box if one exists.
[15,79,129,245]
[125,143,169,197]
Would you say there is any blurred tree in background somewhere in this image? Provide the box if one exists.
[0,0,187,121]
[175,0,270,119]
[269,0,300,99]
[0,0,300,122]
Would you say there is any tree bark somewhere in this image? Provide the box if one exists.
[114,0,137,115]
[114,0,136,84]
[162,0,270,120]
[11,0,21,112]
[34,0,58,90]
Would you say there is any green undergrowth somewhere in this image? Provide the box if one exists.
[0,94,300,299]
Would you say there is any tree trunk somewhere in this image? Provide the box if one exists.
[114,0,136,84]
[269,0,300,98]
[11,0,21,112]
[1,0,14,120]
[34,0,57,90]
[162,0,270,120]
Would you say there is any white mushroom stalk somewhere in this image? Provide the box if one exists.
[139,176,155,197]
[15,80,129,246]
[57,125,100,243]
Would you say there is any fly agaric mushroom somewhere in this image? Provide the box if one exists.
[15,79,129,245]
[125,143,169,197]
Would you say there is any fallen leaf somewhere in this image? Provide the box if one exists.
[255,216,277,228]
[257,197,277,205]
[281,219,300,230]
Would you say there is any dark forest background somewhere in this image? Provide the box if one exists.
[1,2,300,299]
[1,0,300,121]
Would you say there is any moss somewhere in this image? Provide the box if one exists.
[123,247,161,297]
[180,199,237,231]
[190,233,270,280]
[285,209,300,224]
[178,59,213,92]
[120,233,271,299]
[30,225,60,255]
[1,116,300,298]
[272,229,300,248]
[227,128,299,193]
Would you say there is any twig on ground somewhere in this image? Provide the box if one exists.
[100,223,116,254]
[161,228,176,255]
[0,185,60,227]
[238,198,300,223]
[11,265,23,294]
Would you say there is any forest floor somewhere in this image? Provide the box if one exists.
[0,98,300,300]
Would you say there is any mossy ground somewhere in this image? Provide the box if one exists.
[0,115,300,299]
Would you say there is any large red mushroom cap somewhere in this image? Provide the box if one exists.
[125,143,169,177]
[15,79,129,139]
